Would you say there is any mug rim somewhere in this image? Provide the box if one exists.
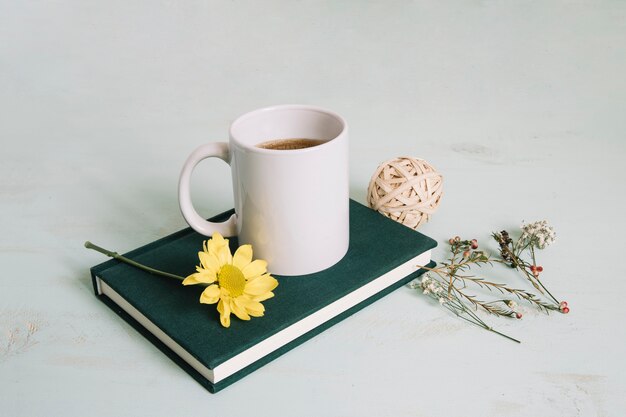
[229,104,348,155]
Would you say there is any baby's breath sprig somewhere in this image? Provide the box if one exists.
[409,274,520,343]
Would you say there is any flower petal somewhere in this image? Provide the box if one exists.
[238,297,265,317]
[242,260,267,280]
[182,271,216,286]
[207,232,225,249]
[207,233,230,260]
[244,274,278,295]
[212,232,226,245]
[182,274,200,286]
[220,286,230,298]
[231,297,251,321]
[214,242,232,266]
[217,298,231,328]
[199,285,220,304]
[246,272,273,283]
[198,251,220,272]
[248,291,274,302]
[232,244,253,270]
[198,270,218,284]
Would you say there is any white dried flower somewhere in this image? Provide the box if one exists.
[520,220,556,249]
[424,282,437,295]
[420,275,432,294]
[418,274,448,299]
[408,279,420,290]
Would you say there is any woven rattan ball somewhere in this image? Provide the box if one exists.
[367,157,443,229]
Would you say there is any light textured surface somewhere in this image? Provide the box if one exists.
[1,1,625,416]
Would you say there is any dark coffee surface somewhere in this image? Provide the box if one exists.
[256,138,326,150]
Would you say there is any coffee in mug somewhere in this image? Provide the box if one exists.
[256,138,326,150]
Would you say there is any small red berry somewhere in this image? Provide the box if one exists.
[561,306,570,314]
[471,239,478,249]
[560,301,568,308]
[515,312,523,319]
[537,266,544,272]
[530,265,537,272]
[448,238,455,245]
[454,236,461,243]
[463,250,470,258]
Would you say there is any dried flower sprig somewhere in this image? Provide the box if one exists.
[492,220,568,312]
[410,274,520,343]
[413,221,568,343]
[418,236,557,317]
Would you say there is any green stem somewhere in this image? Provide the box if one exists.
[533,278,560,305]
[487,327,521,344]
[84,241,185,281]
[444,304,521,344]
[528,246,560,305]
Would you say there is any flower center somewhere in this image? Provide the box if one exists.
[218,264,246,297]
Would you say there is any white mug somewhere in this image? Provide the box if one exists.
[178,105,349,276]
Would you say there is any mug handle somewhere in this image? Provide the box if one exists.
[178,142,237,236]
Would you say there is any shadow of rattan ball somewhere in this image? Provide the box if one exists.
[367,157,443,229]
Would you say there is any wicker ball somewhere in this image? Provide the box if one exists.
[367,157,443,229]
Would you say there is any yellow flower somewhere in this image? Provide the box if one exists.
[183,232,278,328]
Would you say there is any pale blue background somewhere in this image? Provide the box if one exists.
[1,1,625,416]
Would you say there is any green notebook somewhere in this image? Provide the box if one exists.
[90,199,436,393]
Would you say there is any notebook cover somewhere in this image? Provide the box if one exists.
[90,199,437,392]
